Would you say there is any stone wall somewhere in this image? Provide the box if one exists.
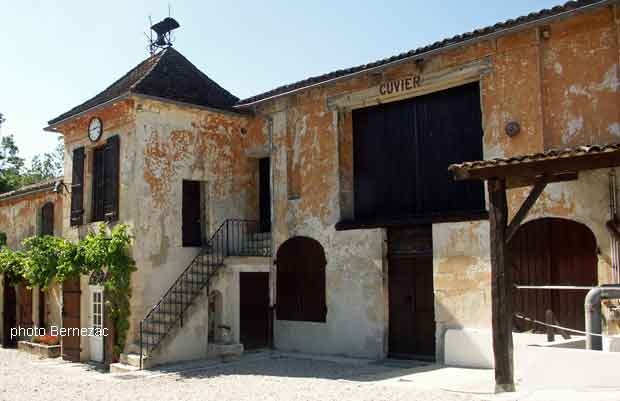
[253,5,620,359]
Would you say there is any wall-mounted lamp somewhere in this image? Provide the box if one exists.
[53,181,71,194]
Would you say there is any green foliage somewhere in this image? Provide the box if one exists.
[0,223,135,358]
[0,246,26,285]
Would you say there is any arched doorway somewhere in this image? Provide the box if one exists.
[510,218,597,332]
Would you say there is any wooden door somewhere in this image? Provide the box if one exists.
[2,284,17,347]
[389,255,436,359]
[511,218,597,332]
[18,283,33,329]
[240,272,270,349]
[259,158,271,233]
[62,278,81,362]
[182,180,202,247]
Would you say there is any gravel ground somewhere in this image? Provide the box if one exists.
[0,348,485,401]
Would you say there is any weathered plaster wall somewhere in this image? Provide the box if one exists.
[129,98,267,348]
[256,5,620,359]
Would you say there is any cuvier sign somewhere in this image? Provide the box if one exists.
[379,75,422,96]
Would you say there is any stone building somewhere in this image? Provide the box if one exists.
[2,0,620,371]
[0,180,63,347]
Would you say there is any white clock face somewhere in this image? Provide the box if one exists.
[88,118,102,142]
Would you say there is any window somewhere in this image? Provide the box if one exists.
[71,135,119,226]
[276,236,327,322]
[182,180,203,247]
[352,82,485,222]
[40,202,54,236]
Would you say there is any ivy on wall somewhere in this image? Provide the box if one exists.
[0,223,136,358]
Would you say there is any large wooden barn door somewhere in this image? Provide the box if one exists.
[510,218,597,332]
[62,278,81,362]
[388,227,435,360]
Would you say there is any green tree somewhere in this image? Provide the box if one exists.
[0,133,25,193]
[23,137,64,185]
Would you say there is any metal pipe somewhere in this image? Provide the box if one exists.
[585,285,620,350]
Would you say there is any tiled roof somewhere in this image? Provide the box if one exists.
[236,0,609,106]
[0,178,61,201]
[48,47,239,125]
[449,143,620,173]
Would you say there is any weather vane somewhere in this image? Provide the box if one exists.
[146,6,180,55]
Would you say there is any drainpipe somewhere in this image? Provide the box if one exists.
[585,285,620,350]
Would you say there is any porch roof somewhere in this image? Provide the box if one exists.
[449,143,620,188]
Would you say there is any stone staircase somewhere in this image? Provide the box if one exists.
[110,220,271,373]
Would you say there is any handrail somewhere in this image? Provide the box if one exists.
[138,219,271,369]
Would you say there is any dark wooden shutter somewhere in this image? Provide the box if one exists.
[92,148,105,222]
[41,202,54,236]
[70,147,85,226]
[61,278,81,362]
[104,135,120,221]
[276,237,327,322]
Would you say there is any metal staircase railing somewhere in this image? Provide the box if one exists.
[139,219,271,369]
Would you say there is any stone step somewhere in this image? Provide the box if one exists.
[120,352,144,368]
[110,362,140,374]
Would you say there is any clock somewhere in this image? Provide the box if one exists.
[88,117,103,142]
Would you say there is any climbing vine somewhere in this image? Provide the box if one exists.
[0,223,136,358]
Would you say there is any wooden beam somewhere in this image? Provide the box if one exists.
[505,180,547,243]
[506,171,578,189]
[488,178,515,393]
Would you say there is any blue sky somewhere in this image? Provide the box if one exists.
[1,0,561,162]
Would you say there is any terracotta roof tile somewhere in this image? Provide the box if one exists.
[448,143,620,173]
[48,48,239,125]
[236,0,608,106]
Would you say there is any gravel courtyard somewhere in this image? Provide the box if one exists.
[2,348,619,401]
[0,348,489,401]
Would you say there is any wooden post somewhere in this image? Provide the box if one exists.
[488,178,515,392]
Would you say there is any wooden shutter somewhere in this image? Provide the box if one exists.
[92,148,105,222]
[104,135,120,221]
[41,202,54,236]
[276,237,327,322]
[70,147,85,226]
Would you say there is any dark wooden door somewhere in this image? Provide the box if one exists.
[259,158,271,233]
[389,255,436,359]
[240,272,270,349]
[182,180,202,247]
[39,289,46,328]
[511,218,597,332]
[62,278,81,362]
[18,283,33,330]
[3,284,16,347]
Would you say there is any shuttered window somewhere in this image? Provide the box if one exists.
[276,236,327,322]
[70,147,85,226]
[104,135,120,221]
[41,202,54,236]
[92,136,120,222]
